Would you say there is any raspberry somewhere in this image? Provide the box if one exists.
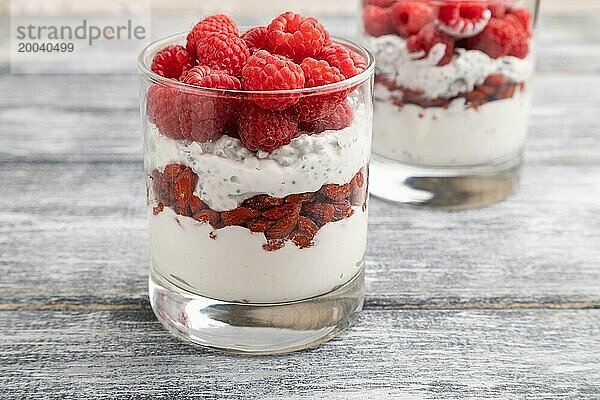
[487,1,506,18]
[266,12,330,62]
[238,102,299,152]
[241,50,305,110]
[177,66,240,142]
[509,8,532,35]
[147,84,183,139]
[437,2,492,39]
[196,32,250,77]
[182,65,241,89]
[363,5,395,37]
[390,1,434,37]
[300,101,354,134]
[366,0,397,7]
[242,26,269,53]
[407,23,455,66]
[293,58,347,122]
[463,15,529,59]
[319,44,367,79]
[151,45,195,79]
[186,14,238,58]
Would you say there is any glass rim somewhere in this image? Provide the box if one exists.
[138,32,376,96]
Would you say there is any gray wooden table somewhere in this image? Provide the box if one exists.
[1,6,600,399]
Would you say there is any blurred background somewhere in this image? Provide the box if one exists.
[0,0,599,74]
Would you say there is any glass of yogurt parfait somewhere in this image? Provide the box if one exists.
[138,12,374,354]
[362,0,538,208]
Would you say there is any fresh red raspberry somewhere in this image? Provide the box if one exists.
[241,50,305,110]
[147,84,183,139]
[407,23,455,66]
[301,57,345,88]
[177,66,240,142]
[319,44,367,79]
[186,14,238,59]
[242,26,269,53]
[293,58,346,122]
[266,12,330,62]
[437,2,492,39]
[366,0,397,7]
[151,45,195,79]
[390,1,434,37]
[363,5,395,37]
[508,8,532,35]
[487,1,506,18]
[463,15,529,59]
[239,102,299,152]
[299,101,354,134]
[182,65,241,89]
[196,32,250,77]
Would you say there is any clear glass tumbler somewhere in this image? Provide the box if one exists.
[138,33,374,354]
[362,0,539,208]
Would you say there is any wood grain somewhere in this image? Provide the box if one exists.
[1,161,599,307]
[1,309,599,399]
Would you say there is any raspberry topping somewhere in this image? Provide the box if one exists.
[147,84,183,139]
[437,2,492,39]
[238,102,299,152]
[509,8,532,35]
[366,0,397,7]
[266,12,330,62]
[407,23,455,66]
[186,14,238,58]
[182,65,241,90]
[196,32,250,77]
[488,1,506,18]
[151,45,195,79]
[363,5,395,37]
[300,101,354,134]
[242,26,269,53]
[293,58,347,122]
[241,50,305,110]
[177,66,240,142]
[301,57,346,88]
[319,44,368,79]
[390,1,435,37]
[463,15,529,58]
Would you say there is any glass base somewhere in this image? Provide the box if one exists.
[370,154,522,209]
[149,266,365,355]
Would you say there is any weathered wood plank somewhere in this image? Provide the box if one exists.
[1,161,599,306]
[1,73,599,164]
[0,309,598,399]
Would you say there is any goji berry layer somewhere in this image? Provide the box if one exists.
[377,73,525,110]
[150,164,368,251]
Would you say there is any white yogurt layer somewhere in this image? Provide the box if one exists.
[373,87,531,166]
[144,105,371,212]
[370,34,534,99]
[149,206,367,303]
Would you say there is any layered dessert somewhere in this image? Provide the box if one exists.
[363,0,535,166]
[142,13,371,303]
